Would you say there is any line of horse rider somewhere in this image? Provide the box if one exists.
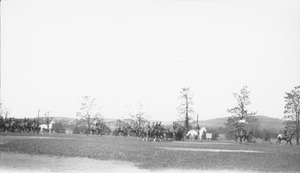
[233,127,295,146]
[114,121,176,141]
[233,129,253,143]
[2,116,294,146]
[0,116,41,133]
[114,121,209,142]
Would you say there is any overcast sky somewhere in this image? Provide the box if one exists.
[2,0,300,121]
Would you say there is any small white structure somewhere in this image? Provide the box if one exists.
[206,133,212,141]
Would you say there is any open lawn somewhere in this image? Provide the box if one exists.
[0,133,300,172]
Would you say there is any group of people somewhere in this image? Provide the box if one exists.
[0,116,40,133]
[115,121,175,141]
[90,121,106,136]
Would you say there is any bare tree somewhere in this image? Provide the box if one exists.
[0,103,11,119]
[128,102,150,129]
[177,87,194,131]
[283,85,300,145]
[225,86,260,134]
[76,96,102,134]
[0,103,3,118]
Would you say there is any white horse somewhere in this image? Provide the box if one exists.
[198,127,207,141]
[186,127,207,141]
[186,130,198,140]
[39,120,55,134]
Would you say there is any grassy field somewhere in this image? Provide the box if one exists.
[0,133,300,172]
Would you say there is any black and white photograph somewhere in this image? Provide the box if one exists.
[0,0,300,172]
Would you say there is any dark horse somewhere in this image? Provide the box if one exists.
[234,130,253,143]
[91,123,104,137]
[116,126,131,137]
[277,132,294,147]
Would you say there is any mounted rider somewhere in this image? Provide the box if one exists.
[146,121,151,129]
[155,122,159,129]
[151,122,155,129]
[283,128,288,138]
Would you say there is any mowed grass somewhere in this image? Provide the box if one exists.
[1,133,300,172]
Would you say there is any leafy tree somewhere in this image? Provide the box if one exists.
[76,96,102,134]
[225,86,260,136]
[206,127,219,140]
[72,126,87,134]
[115,119,124,128]
[52,123,65,133]
[177,88,194,131]
[283,86,300,145]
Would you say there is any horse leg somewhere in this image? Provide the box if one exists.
[279,139,282,146]
[286,139,292,147]
[145,134,149,141]
[285,140,288,147]
[277,138,281,145]
[153,135,157,142]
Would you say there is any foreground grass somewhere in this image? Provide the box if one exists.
[1,133,300,172]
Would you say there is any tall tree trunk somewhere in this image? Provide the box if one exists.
[185,95,189,130]
[297,113,299,145]
[297,131,299,145]
[87,116,91,134]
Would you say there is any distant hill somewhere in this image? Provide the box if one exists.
[53,117,77,121]
[197,115,284,131]
[255,115,284,131]
[197,117,228,128]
